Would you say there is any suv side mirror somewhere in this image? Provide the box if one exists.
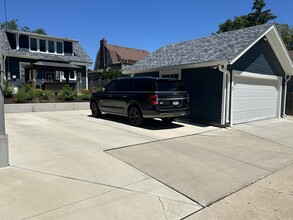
[102,87,106,91]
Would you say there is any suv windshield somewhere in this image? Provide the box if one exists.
[156,80,185,91]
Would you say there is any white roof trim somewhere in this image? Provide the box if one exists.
[230,26,273,65]
[123,60,228,74]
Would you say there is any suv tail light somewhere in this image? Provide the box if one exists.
[148,94,158,105]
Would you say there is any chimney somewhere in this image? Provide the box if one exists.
[99,38,107,69]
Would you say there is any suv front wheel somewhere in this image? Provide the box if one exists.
[91,101,101,118]
[128,106,144,126]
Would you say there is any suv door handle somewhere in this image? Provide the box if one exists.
[108,95,112,98]
[123,96,127,98]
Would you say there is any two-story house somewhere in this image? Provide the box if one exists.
[0,28,92,92]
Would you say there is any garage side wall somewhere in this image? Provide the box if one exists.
[181,67,223,124]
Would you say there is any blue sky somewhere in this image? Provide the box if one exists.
[1,0,293,68]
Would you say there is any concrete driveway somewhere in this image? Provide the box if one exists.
[2,111,293,219]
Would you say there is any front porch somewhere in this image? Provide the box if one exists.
[24,61,84,93]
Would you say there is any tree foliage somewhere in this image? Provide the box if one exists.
[217,0,276,33]
[277,24,293,50]
[0,19,47,35]
[101,69,123,80]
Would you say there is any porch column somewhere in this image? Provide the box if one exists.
[32,69,38,90]
[64,71,70,84]
[76,71,82,94]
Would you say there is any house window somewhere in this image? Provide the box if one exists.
[48,41,55,53]
[159,70,181,79]
[57,42,63,54]
[30,38,37,51]
[19,62,31,80]
[46,72,54,82]
[39,39,46,52]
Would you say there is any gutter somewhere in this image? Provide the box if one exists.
[283,75,292,117]
[218,64,231,126]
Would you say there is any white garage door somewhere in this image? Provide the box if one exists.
[232,71,282,125]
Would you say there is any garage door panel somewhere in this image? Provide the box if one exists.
[232,74,281,125]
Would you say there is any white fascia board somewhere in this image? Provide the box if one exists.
[266,27,293,75]
[123,60,228,75]
[230,26,274,65]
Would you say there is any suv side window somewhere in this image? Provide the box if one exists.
[133,80,153,91]
[118,79,133,91]
[105,80,117,92]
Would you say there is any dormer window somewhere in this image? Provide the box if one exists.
[40,39,46,52]
[28,37,64,54]
[30,38,37,51]
[56,42,63,54]
[48,41,54,53]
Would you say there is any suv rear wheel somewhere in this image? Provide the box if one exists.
[128,106,144,126]
[91,102,101,118]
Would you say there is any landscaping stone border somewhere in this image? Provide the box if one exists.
[5,102,89,113]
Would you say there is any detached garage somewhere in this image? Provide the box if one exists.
[124,23,293,126]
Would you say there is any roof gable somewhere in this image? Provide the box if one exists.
[124,24,293,75]
[0,28,92,65]
[105,44,150,62]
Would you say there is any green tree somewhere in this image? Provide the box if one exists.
[0,19,18,30]
[21,26,31,32]
[32,28,47,35]
[101,69,123,80]
[217,0,276,33]
[0,19,47,35]
[277,24,293,50]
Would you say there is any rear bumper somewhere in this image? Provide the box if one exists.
[143,108,189,119]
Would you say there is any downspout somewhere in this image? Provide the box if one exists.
[283,75,292,117]
[218,64,231,126]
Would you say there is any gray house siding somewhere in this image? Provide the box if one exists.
[181,67,223,124]
[231,40,285,77]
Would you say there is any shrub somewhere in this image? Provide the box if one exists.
[15,88,29,103]
[3,81,14,98]
[22,83,35,101]
[34,89,44,98]
[78,93,90,101]
[43,90,55,101]
[58,84,77,101]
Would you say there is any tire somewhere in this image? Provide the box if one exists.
[128,106,144,126]
[91,101,101,118]
[162,118,175,124]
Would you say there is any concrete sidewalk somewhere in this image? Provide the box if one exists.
[1,111,293,219]
[186,163,293,220]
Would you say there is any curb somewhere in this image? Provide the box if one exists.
[5,102,89,113]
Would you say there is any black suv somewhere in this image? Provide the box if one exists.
[90,77,189,126]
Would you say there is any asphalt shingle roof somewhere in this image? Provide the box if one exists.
[0,29,92,65]
[125,23,274,71]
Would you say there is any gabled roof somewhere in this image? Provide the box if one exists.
[105,44,150,64]
[0,28,92,65]
[124,23,293,76]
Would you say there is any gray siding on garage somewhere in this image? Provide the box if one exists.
[181,67,223,124]
[231,40,285,77]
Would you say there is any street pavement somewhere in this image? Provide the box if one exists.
[1,111,293,219]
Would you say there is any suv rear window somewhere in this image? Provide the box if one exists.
[133,80,154,91]
[156,80,185,91]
